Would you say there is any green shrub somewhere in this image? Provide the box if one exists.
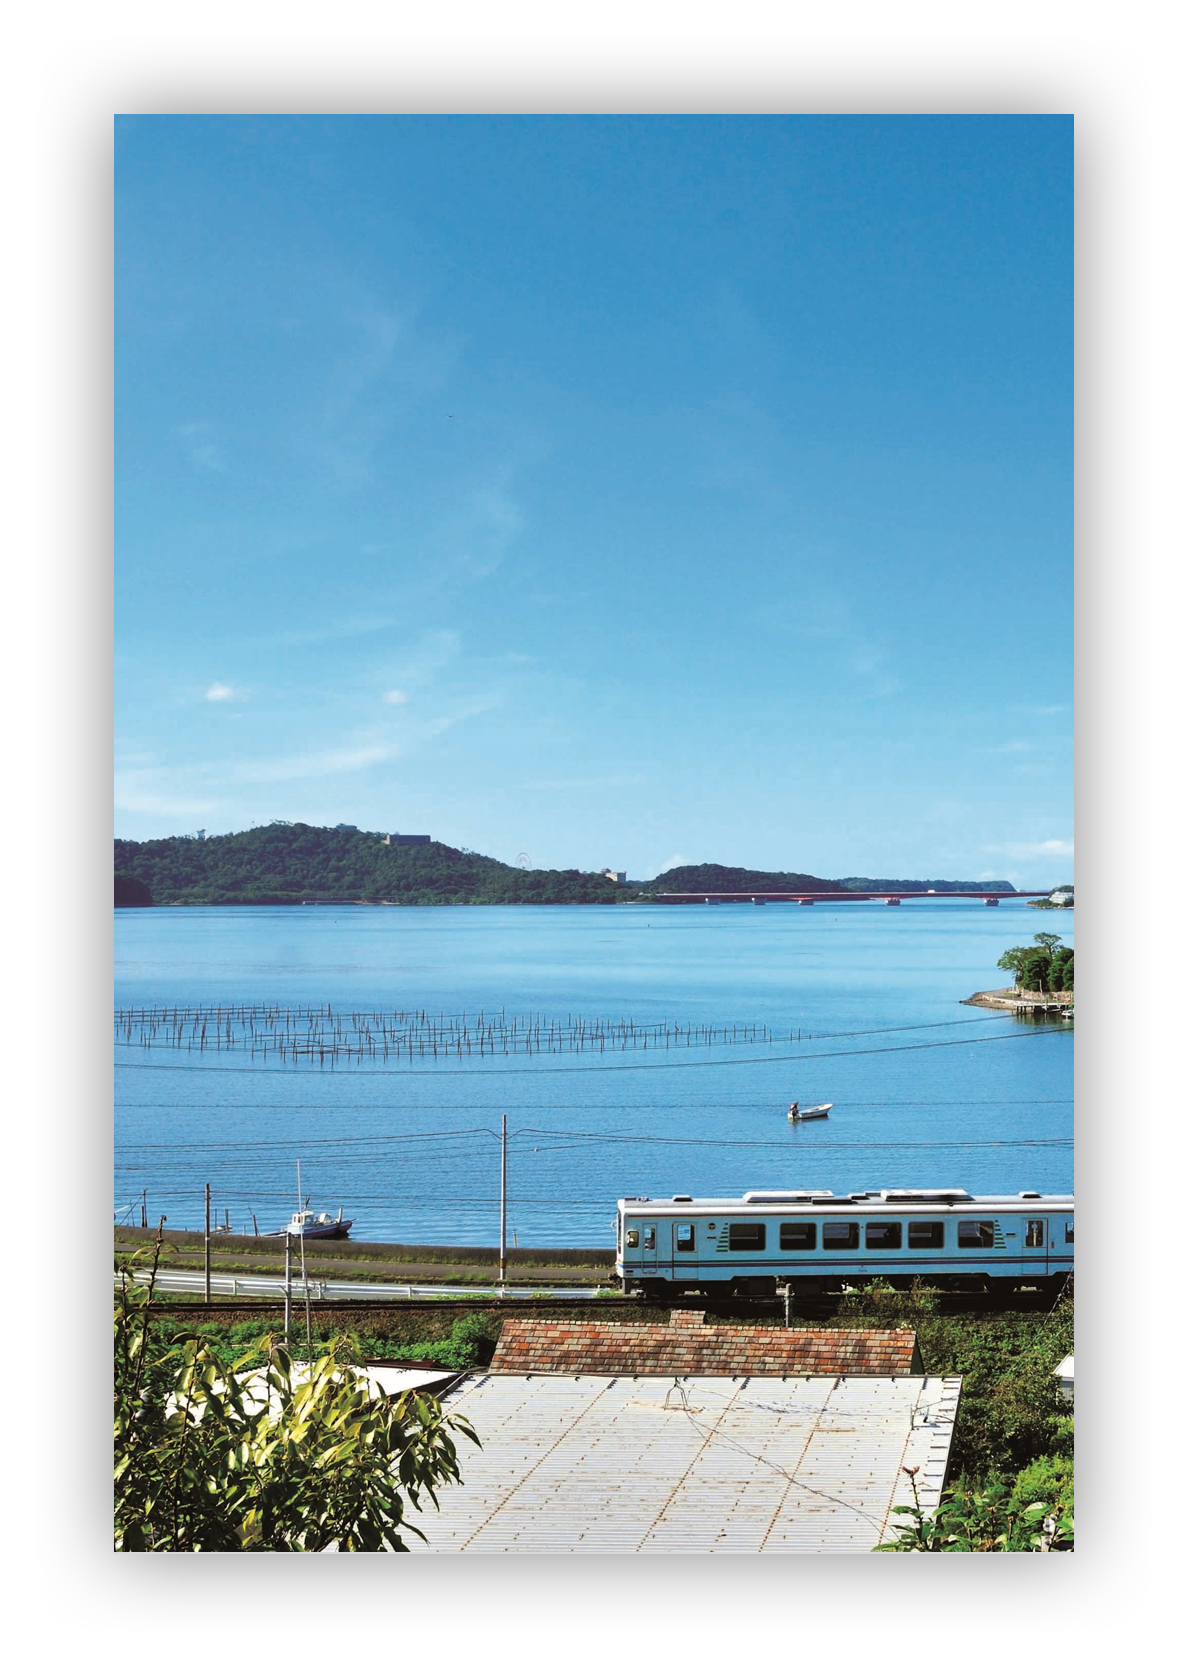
[1009,1452,1074,1516]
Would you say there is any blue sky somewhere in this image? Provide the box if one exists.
[115,115,1072,885]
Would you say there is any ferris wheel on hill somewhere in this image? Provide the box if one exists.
[517,852,531,869]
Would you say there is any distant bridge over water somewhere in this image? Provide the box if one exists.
[652,891,1051,907]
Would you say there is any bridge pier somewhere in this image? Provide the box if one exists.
[984,897,999,906]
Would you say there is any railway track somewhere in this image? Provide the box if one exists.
[138,1287,1063,1325]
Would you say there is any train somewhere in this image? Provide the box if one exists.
[615,1187,1073,1298]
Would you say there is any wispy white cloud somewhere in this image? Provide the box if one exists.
[204,682,248,702]
[985,838,1074,859]
[114,774,217,818]
[177,422,228,473]
[979,736,1071,756]
[323,307,402,429]
[315,299,462,485]
[522,774,646,791]
[385,629,461,688]
[431,475,525,578]
[423,696,501,737]
[381,689,409,705]
[780,600,901,697]
[270,616,399,651]
[231,741,399,785]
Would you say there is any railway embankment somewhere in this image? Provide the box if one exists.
[114,1225,614,1288]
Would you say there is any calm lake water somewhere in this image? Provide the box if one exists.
[115,902,1073,1246]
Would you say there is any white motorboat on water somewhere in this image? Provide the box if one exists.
[788,1101,832,1123]
[273,1162,352,1237]
[277,1205,353,1239]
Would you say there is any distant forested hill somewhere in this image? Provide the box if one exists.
[640,863,836,893]
[835,877,1017,894]
[642,866,1016,894]
[114,873,153,907]
[113,825,1017,905]
[113,825,633,906]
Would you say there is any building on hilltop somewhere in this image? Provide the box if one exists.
[601,868,627,883]
[384,833,431,846]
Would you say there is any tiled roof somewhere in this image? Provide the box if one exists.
[489,1315,922,1377]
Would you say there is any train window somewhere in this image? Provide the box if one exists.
[908,1221,944,1249]
[822,1222,859,1250]
[643,1226,656,1251]
[958,1220,996,1248]
[865,1222,902,1250]
[676,1222,696,1252]
[625,1229,639,1249]
[779,1222,817,1250]
[1065,1222,1074,1244]
[1025,1220,1045,1248]
[728,1223,766,1250]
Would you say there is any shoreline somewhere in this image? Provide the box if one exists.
[964,987,1073,1015]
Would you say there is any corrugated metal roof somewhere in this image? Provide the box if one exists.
[410,1372,961,1554]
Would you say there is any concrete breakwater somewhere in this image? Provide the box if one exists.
[964,986,1073,1016]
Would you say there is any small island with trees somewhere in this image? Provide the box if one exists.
[965,932,1074,1016]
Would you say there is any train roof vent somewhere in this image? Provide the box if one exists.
[1018,1191,1042,1199]
[879,1189,973,1203]
[742,1190,820,1203]
[813,1192,846,1202]
[671,1195,693,1202]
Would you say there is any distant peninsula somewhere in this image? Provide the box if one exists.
[114,824,1018,908]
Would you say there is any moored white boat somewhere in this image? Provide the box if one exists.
[273,1163,352,1237]
[275,1206,353,1239]
[788,1101,832,1122]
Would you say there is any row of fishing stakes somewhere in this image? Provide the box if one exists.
[114,1001,790,1063]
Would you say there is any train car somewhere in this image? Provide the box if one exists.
[615,1188,1073,1298]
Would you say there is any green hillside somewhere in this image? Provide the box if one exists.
[836,877,1017,894]
[640,862,835,893]
[113,824,1019,906]
[113,824,634,906]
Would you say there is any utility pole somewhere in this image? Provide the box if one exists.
[140,1189,148,1228]
[203,1182,211,1303]
[284,1232,293,1342]
[499,1114,507,1288]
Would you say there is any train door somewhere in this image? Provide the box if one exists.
[674,1220,698,1281]
[641,1221,659,1273]
[1024,1216,1049,1276]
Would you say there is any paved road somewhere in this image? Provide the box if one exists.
[121,1267,608,1302]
